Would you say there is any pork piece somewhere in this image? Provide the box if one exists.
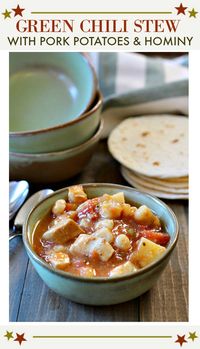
[68,185,87,204]
[69,234,114,262]
[109,261,137,277]
[95,219,114,230]
[48,251,70,269]
[42,216,84,244]
[50,213,68,227]
[92,227,114,243]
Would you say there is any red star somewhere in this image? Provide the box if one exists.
[14,333,27,346]
[175,3,188,15]
[175,335,187,346]
[12,5,25,17]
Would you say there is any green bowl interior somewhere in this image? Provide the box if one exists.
[25,184,178,268]
[9,52,95,132]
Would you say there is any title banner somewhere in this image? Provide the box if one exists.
[0,0,199,50]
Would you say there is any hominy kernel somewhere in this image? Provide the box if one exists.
[52,199,66,215]
[115,234,131,251]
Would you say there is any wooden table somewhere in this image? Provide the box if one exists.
[9,141,188,322]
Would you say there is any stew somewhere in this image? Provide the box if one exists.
[33,185,170,278]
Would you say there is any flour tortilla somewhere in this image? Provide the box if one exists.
[139,174,188,188]
[121,167,188,200]
[108,115,188,179]
[122,166,188,194]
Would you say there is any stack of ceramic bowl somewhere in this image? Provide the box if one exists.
[108,115,188,200]
[9,52,103,183]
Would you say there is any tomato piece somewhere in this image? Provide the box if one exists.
[90,250,100,261]
[138,230,170,246]
[65,203,77,211]
[77,198,99,220]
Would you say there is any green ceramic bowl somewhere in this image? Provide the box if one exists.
[9,52,98,153]
[23,183,179,305]
[9,118,103,183]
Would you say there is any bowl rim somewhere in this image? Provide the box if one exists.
[10,118,104,158]
[23,183,179,284]
[9,52,99,136]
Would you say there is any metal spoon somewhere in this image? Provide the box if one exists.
[9,181,29,220]
[9,189,54,241]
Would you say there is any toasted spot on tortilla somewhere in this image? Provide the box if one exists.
[165,124,174,128]
[136,143,146,148]
[141,131,150,137]
[153,161,160,166]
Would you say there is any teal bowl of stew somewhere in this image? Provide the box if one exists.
[23,183,179,305]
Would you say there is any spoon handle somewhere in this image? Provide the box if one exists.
[9,224,22,241]
[9,232,22,241]
[9,189,54,243]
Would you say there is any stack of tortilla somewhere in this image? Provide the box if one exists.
[108,115,188,199]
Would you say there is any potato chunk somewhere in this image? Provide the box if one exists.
[95,219,114,230]
[100,200,122,219]
[111,192,125,204]
[48,251,70,269]
[79,218,91,229]
[109,261,137,277]
[42,217,84,244]
[134,205,160,227]
[52,245,68,253]
[130,237,166,268]
[80,267,96,278]
[68,185,87,204]
[69,234,114,262]
[122,204,137,218]
[92,227,114,243]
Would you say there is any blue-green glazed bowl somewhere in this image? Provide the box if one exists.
[9,118,103,183]
[9,52,98,153]
[23,184,179,305]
